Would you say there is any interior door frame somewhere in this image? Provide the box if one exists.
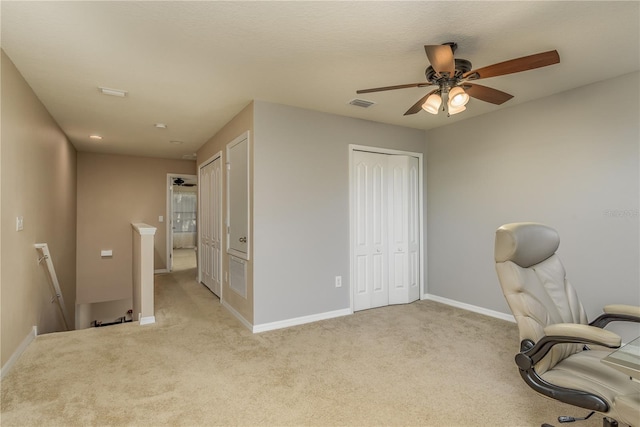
[348,144,426,312]
[197,152,223,291]
[166,173,198,272]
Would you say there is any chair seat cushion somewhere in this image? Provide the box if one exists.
[541,349,640,426]
[614,392,640,427]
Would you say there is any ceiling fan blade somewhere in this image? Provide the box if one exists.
[357,82,431,94]
[404,89,438,116]
[424,45,455,77]
[462,83,513,105]
[463,50,560,80]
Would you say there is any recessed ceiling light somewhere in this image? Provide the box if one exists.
[89,135,103,140]
[170,140,184,145]
[154,123,167,129]
[98,87,127,97]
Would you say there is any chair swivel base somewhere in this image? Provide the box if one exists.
[540,411,618,427]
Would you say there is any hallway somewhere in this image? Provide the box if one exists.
[154,255,232,328]
[171,248,197,272]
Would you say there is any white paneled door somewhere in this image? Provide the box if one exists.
[354,151,389,311]
[353,150,420,311]
[200,156,222,297]
[387,154,420,305]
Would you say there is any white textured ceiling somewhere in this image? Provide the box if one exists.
[2,1,639,159]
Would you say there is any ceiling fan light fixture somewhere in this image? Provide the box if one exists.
[422,93,442,115]
[448,86,469,108]
[448,103,467,115]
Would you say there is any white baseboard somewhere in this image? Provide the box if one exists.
[139,316,156,325]
[424,294,515,323]
[1,326,37,380]
[253,308,353,333]
[154,269,169,274]
[221,299,253,332]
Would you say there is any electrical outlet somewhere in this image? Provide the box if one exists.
[16,216,24,231]
[335,276,342,288]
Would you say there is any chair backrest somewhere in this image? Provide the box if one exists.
[495,222,588,374]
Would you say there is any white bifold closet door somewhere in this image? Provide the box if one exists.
[200,156,222,297]
[353,150,420,311]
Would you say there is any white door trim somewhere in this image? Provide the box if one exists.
[166,173,197,272]
[348,144,426,312]
[197,152,222,293]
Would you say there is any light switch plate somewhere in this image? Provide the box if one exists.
[159,215,164,222]
[16,216,24,231]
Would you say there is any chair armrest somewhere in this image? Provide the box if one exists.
[514,324,618,414]
[590,304,640,328]
[518,324,621,369]
[544,324,621,348]
[604,304,640,317]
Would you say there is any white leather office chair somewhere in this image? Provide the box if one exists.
[494,222,640,427]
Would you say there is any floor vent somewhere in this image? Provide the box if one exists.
[349,98,376,108]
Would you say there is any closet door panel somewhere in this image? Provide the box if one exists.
[353,151,389,311]
[388,155,409,305]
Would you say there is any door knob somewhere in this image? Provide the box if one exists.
[239,237,247,243]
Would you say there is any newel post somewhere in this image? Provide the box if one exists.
[131,223,157,325]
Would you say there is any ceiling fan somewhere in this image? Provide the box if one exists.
[173,178,195,187]
[357,42,560,117]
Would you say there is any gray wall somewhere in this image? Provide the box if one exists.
[426,72,639,335]
[253,101,426,325]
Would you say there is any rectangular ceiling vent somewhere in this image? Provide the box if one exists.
[349,98,376,108]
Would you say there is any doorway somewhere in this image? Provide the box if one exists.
[349,145,424,312]
[167,174,198,273]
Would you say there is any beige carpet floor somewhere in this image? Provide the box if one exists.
[1,267,609,426]
[172,248,197,272]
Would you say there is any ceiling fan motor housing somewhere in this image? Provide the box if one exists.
[425,58,473,83]
[442,41,458,53]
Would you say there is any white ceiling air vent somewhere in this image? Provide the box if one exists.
[349,98,376,108]
[98,87,127,97]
